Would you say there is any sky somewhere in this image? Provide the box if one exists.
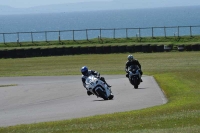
[1,0,200,8]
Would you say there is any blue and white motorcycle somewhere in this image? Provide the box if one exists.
[85,75,114,100]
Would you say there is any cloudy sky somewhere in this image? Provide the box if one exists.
[1,0,200,8]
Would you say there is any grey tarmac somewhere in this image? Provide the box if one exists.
[0,75,167,127]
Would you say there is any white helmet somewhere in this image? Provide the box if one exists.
[127,55,134,61]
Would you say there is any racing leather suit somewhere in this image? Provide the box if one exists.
[81,70,111,89]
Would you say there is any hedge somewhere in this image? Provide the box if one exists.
[0,44,199,58]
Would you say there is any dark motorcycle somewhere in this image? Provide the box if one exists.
[127,65,141,89]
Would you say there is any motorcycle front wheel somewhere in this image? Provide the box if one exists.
[134,84,138,89]
[133,77,139,89]
[96,89,109,100]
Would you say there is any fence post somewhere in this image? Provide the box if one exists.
[99,29,101,39]
[31,32,33,43]
[113,28,115,39]
[73,30,75,41]
[136,33,138,39]
[138,28,141,38]
[126,28,128,38]
[3,33,5,44]
[58,31,61,42]
[164,26,166,38]
[17,32,19,43]
[17,32,21,46]
[45,31,47,42]
[152,27,154,38]
[86,29,88,40]
[177,26,179,37]
[190,26,192,37]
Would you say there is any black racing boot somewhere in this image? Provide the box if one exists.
[100,77,111,87]
[104,82,111,87]
[87,91,93,96]
[140,78,143,82]
[107,83,112,87]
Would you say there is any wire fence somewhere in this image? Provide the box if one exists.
[1,25,200,44]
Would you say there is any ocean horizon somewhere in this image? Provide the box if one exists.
[1,6,200,42]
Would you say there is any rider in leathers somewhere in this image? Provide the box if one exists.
[125,55,143,82]
[81,66,111,96]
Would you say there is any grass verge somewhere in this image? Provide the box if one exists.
[0,52,199,133]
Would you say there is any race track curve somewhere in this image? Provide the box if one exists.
[0,75,167,127]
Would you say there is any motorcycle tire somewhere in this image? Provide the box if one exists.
[96,89,109,100]
[133,78,138,89]
[134,85,138,89]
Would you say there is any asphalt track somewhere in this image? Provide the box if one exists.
[0,75,167,127]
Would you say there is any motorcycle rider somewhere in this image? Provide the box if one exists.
[125,55,143,82]
[81,66,112,96]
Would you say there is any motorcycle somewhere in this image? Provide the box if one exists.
[85,75,114,100]
[127,65,141,89]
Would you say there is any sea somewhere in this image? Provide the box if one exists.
[1,5,200,43]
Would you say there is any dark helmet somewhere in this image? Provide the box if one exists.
[81,66,88,76]
[127,55,134,62]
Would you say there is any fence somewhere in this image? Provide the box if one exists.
[1,25,200,44]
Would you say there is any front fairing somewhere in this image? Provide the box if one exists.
[129,70,140,78]
[85,75,98,90]
[85,75,111,97]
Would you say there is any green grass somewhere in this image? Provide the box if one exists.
[0,52,200,133]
